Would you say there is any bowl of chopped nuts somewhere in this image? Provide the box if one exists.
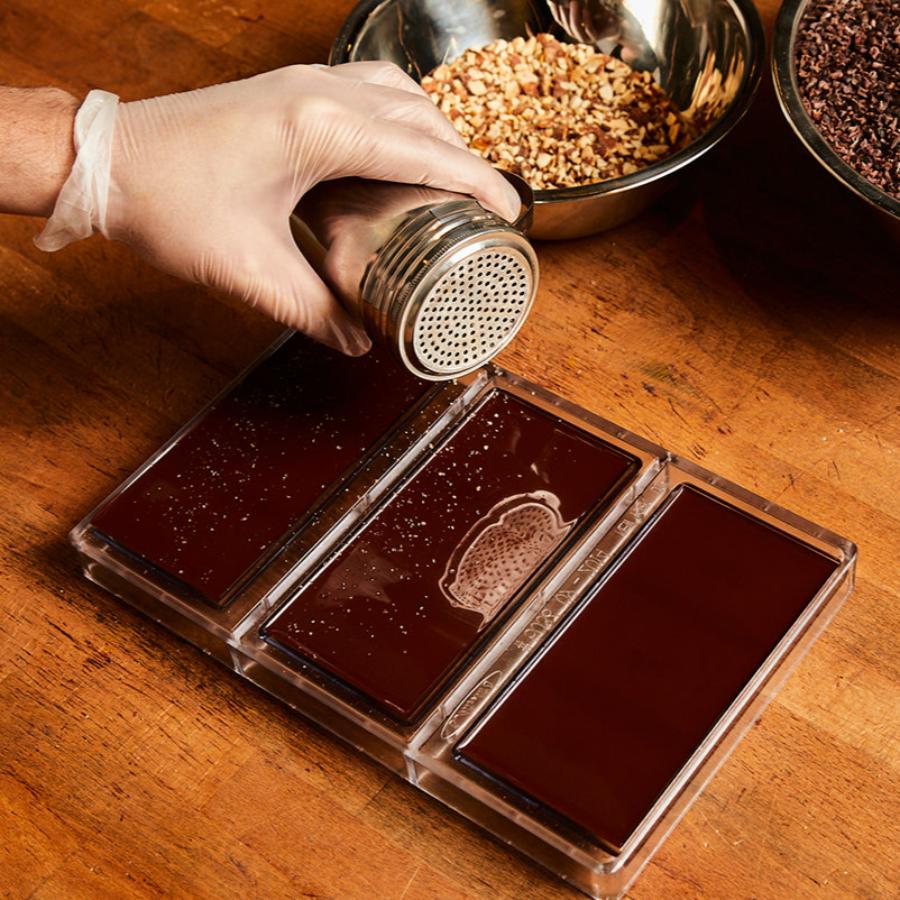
[331,0,764,239]
[773,0,900,235]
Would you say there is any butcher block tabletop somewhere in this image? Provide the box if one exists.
[1,1,898,897]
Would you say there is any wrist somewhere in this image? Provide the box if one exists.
[0,87,79,217]
[38,89,79,216]
[34,90,120,252]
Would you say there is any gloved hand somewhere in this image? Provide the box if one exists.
[36,63,521,355]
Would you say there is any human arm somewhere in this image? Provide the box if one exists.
[3,65,520,355]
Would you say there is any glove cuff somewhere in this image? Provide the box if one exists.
[34,89,120,252]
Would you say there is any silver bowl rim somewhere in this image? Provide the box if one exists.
[772,0,900,220]
[330,0,766,206]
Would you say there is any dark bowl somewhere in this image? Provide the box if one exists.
[772,0,900,236]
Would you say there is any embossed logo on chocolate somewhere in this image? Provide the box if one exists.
[440,491,572,629]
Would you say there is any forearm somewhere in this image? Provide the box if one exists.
[0,86,79,216]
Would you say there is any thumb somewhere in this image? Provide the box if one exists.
[241,231,372,357]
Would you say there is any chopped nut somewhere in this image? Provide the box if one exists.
[421,33,691,190]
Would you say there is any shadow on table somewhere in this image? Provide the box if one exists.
[695,81,898,340]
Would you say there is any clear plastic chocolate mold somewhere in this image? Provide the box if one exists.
[72,332,854,899]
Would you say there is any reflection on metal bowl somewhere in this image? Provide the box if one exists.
[331,0,764,239]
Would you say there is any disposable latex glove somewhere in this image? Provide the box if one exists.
[37,63,521,355]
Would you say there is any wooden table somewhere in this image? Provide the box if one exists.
[1,1,897,897]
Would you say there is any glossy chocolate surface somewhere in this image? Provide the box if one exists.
[263,391,638,722]
[458,485,839,850]
[92,335,432,606]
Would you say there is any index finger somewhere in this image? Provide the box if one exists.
[341,115,521,222]
[328,60,426,96]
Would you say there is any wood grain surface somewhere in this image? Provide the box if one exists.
[1,1,898,898]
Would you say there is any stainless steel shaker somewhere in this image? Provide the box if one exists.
[292,173,539,381]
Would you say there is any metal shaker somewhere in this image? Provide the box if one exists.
[292,173,539,381]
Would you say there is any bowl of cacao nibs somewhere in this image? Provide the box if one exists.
[331,0,764,239]
[774,0,900,230]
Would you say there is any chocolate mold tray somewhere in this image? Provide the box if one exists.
[72,334,854,898]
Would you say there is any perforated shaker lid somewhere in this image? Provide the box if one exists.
[360,175,539,381]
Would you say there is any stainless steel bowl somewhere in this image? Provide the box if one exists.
[331,0,764,239]
[772,0,900,236]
